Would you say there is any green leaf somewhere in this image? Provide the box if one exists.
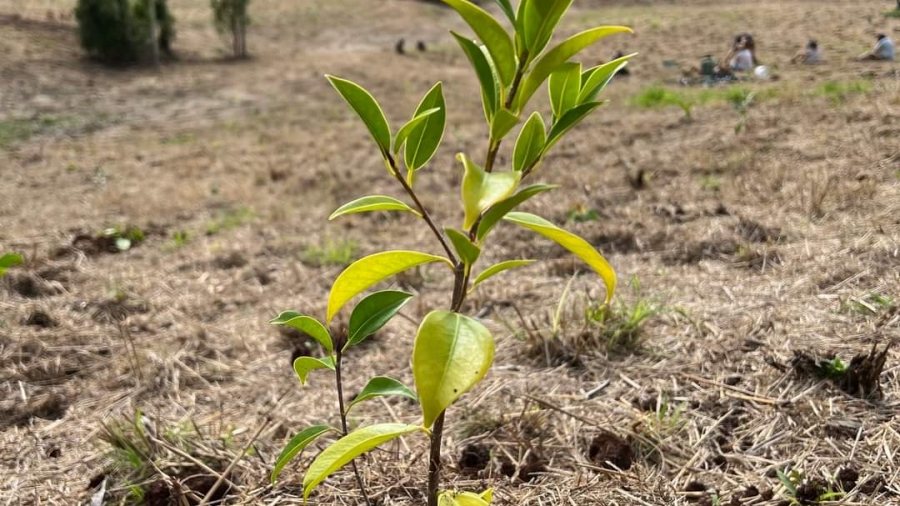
[329,195,421,220]
[271,425,334,484]
[459,153,521,230]
[492,0,515,25]
[0,253,24,277]
[439,489,494,506]
[441,0,516,86]
[326,75,391,155]
[270,312,334,353]
[293,355,336,385]
[346,376,418,414]
[490,108,520,141]
[515,26,633,111]
[512,112,546,172]
[504,212,616,303]
[548,62,581,120]
[578,53,635,104]
[470,259,536,291]
[327,251,452,322]
[476,183,557,241]
[405,83,447,171]
[776,469,798,497]
[521,0,574,59]
[413,310,495,428]
[303,424,424,500]
[451,32,500,122]
[394,108,441,154]
[445,228,481,266]
[347,290,414,347]
[545,101,604,152]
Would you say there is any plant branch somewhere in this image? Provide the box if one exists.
[335,352,372,506]
[388,155,458,265]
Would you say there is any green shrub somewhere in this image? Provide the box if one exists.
[211,0,250,58]
[632,86,695,119]
[75,0,175,64]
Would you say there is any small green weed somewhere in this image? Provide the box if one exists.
[818,80,872,105]
[631,86,695,119]
[840,292,895,315]
[302,238,358,267]
[161,132,195,145]
[586,295,660,352]
[566,204,599,223]
[205,206,255,235]
[699,175,721,190]
[884,9,900,18]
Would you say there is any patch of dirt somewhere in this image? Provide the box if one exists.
[735,217,785,243]
[791,345,890,400]
[457,443,490,475]
[663,237,740,265]
[587,431,633,471]
[0,392,69,430]
[24,309,57,328]
[4,271,64,298]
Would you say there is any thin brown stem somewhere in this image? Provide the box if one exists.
[335,352,372,506]
[388,155,458,265]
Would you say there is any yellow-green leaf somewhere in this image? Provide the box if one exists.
[516,26,633,111]
[345,376,418,414]
[470,259,535,292]
[504,212,616,303]
[303,424,424,500]
[476,184,558,241]
[394,108,441,154]
[0,253,23,278]
[451,33,500,122]
[271,425,334,484]
[439,488,494,506]
[459,153,521,230]
[329,196,421,220]
[327,251,452,322]
[441,0,516,86]
[548,62,581,120]
[490,108,520,142]
[578,53,635,104]
[405,83,446,171]
[326,75,391,155]
[445,228,481,266]
[413,310,495,428]
[512,112,546,172]
[270,312,334,353]
[521,0,574,59]
[293,356,335,385]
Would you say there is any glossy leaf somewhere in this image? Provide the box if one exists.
[0,253,23,277]
[346,376,418,414]
[439,489,494,506]
[270,312,334,353]
[394,108,441,154]
[326,75,391,155]
[441,0,516,86]
[293,355,336,385]
[492,0,515,25]
[512,112,546,172]
[405,83,446,171]
[413,310,495,428]
[548,62,581,120]
[476,183,558,241]
[329,196,421,220]
[578,53,635,104]
[271,425,334,484]
[459,153,521,230]
[451,32,500,122]
[327,251,452,322]
[445,228,481,266]
[521,0,573,59]
[515,26,633,110]
[303,424,424,500]
[545,101,604,152]
[347,290,414,347]
[490,108,520,141]
[504,212,616,303]
[470,259,536,291]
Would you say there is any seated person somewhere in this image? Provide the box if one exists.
[857,34,895,61]
[792,40,823,64]
[721,33,757,72]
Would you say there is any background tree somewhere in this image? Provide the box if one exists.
[211,0,250,58]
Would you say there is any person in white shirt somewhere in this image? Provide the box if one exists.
[857,34,895,61]
[722,34,758,72]
[792,40,823,64]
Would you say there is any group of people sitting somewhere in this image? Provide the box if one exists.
[688,32,895,83]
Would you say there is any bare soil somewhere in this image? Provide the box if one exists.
[1,0,899,504]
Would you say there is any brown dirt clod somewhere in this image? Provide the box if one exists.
[588,431,633,471]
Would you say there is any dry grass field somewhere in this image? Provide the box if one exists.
[1,0,899,504]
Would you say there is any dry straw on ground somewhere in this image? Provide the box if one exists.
[1,0,899,504]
